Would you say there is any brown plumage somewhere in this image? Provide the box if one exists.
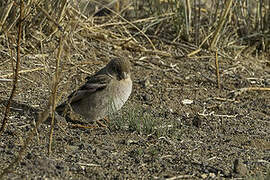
[56,58,132,122]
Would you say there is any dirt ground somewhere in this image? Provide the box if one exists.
[0,39,270,179]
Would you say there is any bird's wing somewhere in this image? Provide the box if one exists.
[68,74,111,104]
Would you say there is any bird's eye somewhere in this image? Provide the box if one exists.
[116,67,121,75]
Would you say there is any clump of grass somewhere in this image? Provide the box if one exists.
[124,106,156,134]
[108,105,156,134]
[109,104,183,138]
[246,170,270,180]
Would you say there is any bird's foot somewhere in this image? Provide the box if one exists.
[69,123,99,129]
[96,119,108,128]
[103,117,110,122]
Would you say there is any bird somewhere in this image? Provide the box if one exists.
[56,58,132,127]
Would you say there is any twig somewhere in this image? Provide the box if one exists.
[167,175,194,179]
[77,162,101,167]
[230,87,270,97]
[198,112,237,118]
[244,87,270,91]
[187,48,201,57]
[154,174,194,180]
[0,79,13,82]
[0,0,24,136]
[0,67,45,78]
[215,50,221,89]
[213,97,238,102]
[48,35,64,156]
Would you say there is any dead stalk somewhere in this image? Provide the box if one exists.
[0,0,24,136]
[210,0,233,49]
[48,35,64,156]
[215,50,221,89]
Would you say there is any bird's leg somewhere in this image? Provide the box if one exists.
[96,120,108,128]
[95,116,110,128]
[103,117,110,122]
[67,110,99,129]
[69,123,98,129]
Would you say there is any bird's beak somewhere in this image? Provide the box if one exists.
[122,72,129,79]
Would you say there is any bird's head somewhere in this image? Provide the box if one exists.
[107,58,131,80]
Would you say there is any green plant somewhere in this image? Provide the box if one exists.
[109,104,183,139]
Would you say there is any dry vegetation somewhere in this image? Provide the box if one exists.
[0,0,270,179]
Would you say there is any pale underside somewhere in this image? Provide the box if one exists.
[71,77,132,122]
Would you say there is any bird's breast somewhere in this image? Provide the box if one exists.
[112,78,132,110]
